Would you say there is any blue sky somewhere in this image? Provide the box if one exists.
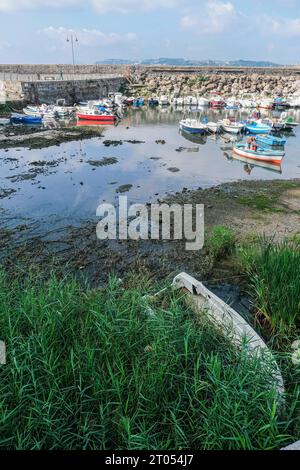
[0,0,300,64]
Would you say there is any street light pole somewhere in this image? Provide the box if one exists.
[66,34,78,75]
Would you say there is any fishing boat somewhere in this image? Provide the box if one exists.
[159,95,169,106]
[179,119,207,134]
[210,96,226,109]
[255,135,286,147]
[230,153,282,174]
[148,97,159,107]
[259,98,274,110]
[173,97,184,106]
[202,117,221,133]
[245,120,272,134]
[233,143,284,165]
[219,118,244,134]
[280,113,299,130]
[183,95,198,106]
[10,113,42,125]
[287,95,300,108]
[273,97,289,109]
[197,97,209,106]
[225,97,241,110]
[76,107,116,122]
[239,98,257,108]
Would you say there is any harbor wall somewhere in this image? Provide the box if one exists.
[2,64,300,104]
[2,76,126,105]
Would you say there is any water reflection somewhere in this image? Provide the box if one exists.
[0,106,299,231]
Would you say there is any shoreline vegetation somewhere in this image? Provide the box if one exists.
[0,178,299,449]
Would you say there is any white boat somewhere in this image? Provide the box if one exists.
[23,104,73,119]
[172,272,285,399]
[173,97,184,106]
[233,143,284,165]
[202,120,221,133]
[159,95,169,106]
[287,95,300,108]
[219,119,245,134]
[239,98,257,108]
[183,95,198,106]
[179,119,207,134]
[197,97,210,106]
[225,97,241,109]
[259,98,273,110]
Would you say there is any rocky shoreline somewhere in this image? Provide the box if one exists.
[127,71,300,98]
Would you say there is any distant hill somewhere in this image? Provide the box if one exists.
[96,58,281,67]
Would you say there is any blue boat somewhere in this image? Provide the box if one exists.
[245,121,272,134]
[256,135,286,147]
[179,119,207,134]
[10,113,42,125]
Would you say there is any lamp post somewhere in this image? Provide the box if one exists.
[66,34,78,75]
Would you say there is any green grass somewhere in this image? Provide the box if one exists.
[237,194,280,211]
[238,239,300,337]
[206,225,236,260]
[0,268,298,450]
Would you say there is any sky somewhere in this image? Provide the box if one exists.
[0,0,300,64]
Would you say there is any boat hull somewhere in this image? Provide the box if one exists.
[245,125,272,134]
[180,123,206,134]
[76,113,115,122]
[222,125,244,134]
[233,146,284,164]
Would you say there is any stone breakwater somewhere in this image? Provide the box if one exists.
[127,71,300,98]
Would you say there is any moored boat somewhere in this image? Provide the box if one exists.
[259,98,274,110]
[183,95,198,106]
[179,119,207,134]
[76,106,116,122]
[255,135,286,147]
[219,118,244,134]
[245,120,272,134]
[158,95,169,106]
[230,153,282,174]
[173,97,184,106]
[233,143,285,164]
[202,117,221,133]
[197,97,209,106]
[10,113,42,125]
[210,96,226,109]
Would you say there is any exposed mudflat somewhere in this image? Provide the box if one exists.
[1,179,299,286]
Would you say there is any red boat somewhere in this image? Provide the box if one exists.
[209,94,226,109]
[76,112,116,122]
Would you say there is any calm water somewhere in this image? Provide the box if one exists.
[1,106,300,233]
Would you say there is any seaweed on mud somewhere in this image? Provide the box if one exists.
[87,157,118,167]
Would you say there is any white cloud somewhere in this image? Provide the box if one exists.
[181,1,237,34]
[0,0,81,11]
[261,15,300,37]
[0,40,11,50]
[0,0,181,12]
[42,26,137,46]
[92,0,181,13]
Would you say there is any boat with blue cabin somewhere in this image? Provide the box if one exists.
[255,135,286,147]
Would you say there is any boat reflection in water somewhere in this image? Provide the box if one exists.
[76,120,117,127]
[224,152,282,175]
[179,129,207,145]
